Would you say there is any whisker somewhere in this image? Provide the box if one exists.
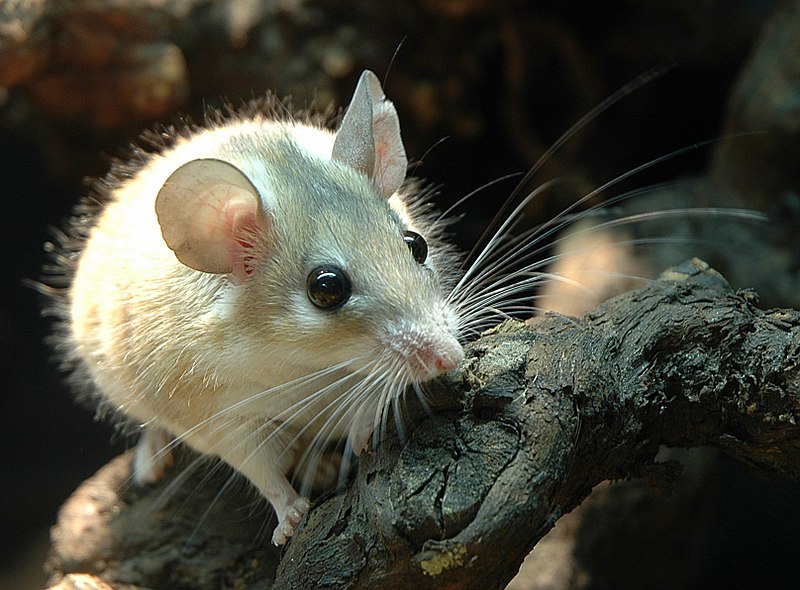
[181,359,355,441]
[435,172,524,223]
[292,372,385,492]
[451,178,564,297]
[223,360,390,496]
[454,213,768,335]
[462,65,676,273]
[455,141,736,300]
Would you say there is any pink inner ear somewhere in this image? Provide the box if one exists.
[225,199,268,283]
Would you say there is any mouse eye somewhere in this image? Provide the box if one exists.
[306,266,352,310]
[403,230,428,264]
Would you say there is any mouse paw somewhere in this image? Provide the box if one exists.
[132,427,174,485]
[271,497,311,546]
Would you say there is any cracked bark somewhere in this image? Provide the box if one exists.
[46,260,800,589]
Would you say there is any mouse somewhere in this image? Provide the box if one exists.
[47,70,465,545]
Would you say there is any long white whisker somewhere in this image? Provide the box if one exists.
[187,360,354,437]
[436,173,523,223]
[454,216,767,335]
[226,358,395,499]
[452,183,675,296]
[454,139,743,309]
[451,178,563,296]
[460,65,675,274]
[292,366,386,477]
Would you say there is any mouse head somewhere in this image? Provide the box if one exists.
[155,72,406,282]
[155,71,463,386]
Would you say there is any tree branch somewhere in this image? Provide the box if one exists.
[46,260,800,589]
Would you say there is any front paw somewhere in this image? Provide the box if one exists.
[271,497,311,546]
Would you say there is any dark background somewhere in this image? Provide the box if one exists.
[3,1,798,588]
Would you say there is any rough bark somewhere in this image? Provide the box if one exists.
[45,260,800,589]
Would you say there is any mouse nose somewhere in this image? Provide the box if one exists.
[412,334,463,379]
[382,320,463,380]
[436,357,453,372]
[433,341,464,373]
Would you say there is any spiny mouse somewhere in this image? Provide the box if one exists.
[48,70,465,545]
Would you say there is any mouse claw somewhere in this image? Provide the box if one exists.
[271,497,311,546]
[132,427,174,485]
[349,408,375,456]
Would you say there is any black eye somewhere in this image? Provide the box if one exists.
[403,230,428,264]
[306,266,352,310]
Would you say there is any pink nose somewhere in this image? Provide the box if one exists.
[433,342,464,373]
[436,355,457,372]
[388,329,464,379]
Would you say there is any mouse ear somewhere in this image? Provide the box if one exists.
[155,158,270,283]
[332,70,408,198]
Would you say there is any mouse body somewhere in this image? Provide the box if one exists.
[54,70,464,545]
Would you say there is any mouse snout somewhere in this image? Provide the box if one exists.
[382,323,463,381]
[408,336,463,380]
[430,338,464,373]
